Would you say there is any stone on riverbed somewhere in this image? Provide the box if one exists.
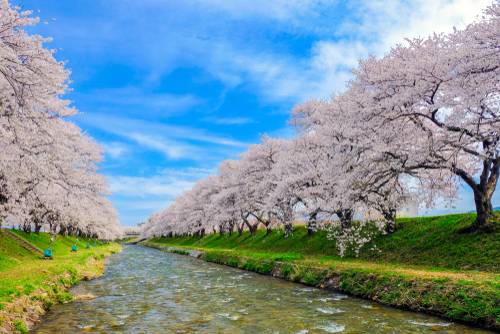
[74,293,96,301]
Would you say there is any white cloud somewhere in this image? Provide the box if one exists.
[35,0,491,104]
[193,0,492,102]
[76,114,249,162]
[199,40,360,102]
[108,167,212,198]
[103,142,128,159]
[107,167,214,225]
[91,87,200,110]
[74,87,202,117]
[126,133,201,160]
[109,175,195,198]
[78,114,247,148]
[343,0,491,52]
[193,0,325,21]
[124,200,172,211]
[204,116,255,125]
[311,40,367,71]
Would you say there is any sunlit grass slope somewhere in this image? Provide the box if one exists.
[0,230,120,303]
[0,230,120,333]
[149,213,499,272]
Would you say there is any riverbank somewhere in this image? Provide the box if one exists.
[0,230,121,333]
[143,213,500,331]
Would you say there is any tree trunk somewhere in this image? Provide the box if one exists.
[266,225,273,235]
[237,222,244,236]
[260,220,273,235]
[255,214,272,235]
[381,208,396,234]
[307,211,318,235]
[283,222,294,238]
[59,225,67,235]
[249,224,258,235]
[457,157,499,232]
[249,223,258,235]
[244,220,258,235]
[336,209,353,229]
[22,222,31,233]
[471,188,494,231]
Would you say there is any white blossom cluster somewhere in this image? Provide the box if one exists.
[325,220,387,257]
[142,3,499,243]
[0,1,122,240]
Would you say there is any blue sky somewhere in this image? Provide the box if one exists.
[14,0,497,226]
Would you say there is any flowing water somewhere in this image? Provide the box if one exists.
[33,245,493,334]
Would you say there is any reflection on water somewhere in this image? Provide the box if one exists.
[33,245,492,334]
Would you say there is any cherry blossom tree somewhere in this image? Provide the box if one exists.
[346,4,499,231]
[214,160,246,235]
[143,3,498,245]
[0,1,122,239]
[237,137,287,234]
[290,101,399,232]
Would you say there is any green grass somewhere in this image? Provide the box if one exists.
[148,213,499,272]
[0,229,120,333]
[119,236,140,243]
[144,213,500,330]
[0,230,118,303]
[364,214,500,271]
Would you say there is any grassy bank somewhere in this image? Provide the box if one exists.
[143,213,500,330]
[0,229,121,333]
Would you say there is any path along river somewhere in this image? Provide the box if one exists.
[33,245,493,334]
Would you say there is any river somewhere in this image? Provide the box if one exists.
[33,245,493,333]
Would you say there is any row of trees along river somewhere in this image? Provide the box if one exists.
[142,4,500,253]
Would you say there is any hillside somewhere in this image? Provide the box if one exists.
[0,229,120,333]
[148,213,499,272]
